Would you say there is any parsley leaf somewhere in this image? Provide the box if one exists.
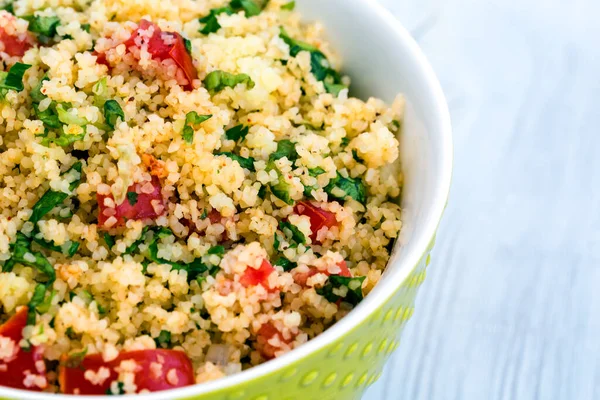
[27,284,47,325]
[0,62,31,92]
[4,233,56,283]
[103,233,115,249]
[274,257,296,271]
[103,99,124,130]
[126,191,138,206]
[279,220,306,245]
[155,330,171,348]
[198,6,234,35]
[230,0,267,17]
[207,245,225,257]
[215,152,255,171]
[30,162,82,223]
[281,1,295,10]
[316,275,366,306]
[269,139,298,162]
[266,160,293,205]
[225,124,249,142]
[182,111,212,144]
[25,15,60,44]
[324,173,367,204]
[279,27,347,96]
[204,70,255,93]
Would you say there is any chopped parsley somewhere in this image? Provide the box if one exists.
[27,284,47,325]
[204,70,255,93]
[281,1,295,10]
[103,233,115,249]
[230,0,267,17]
[3,233,56,283]
[269,139,298,162]
[316,275,366,306]
[215,152,255,171]
[155,330,171,348]
[279,27,347,96]
[29,162,82,224]
[207,245,225,257]
[126,191,138,206]
[103,99,124,130]
[198,6,234,35]
[25,15,60,44]
[279,220,306,246]
[225,124,249,142]
[266,161,293,205]
[199,0,267,34]
[182,111,212,144]
[274,257,296,271]
[324,173,367,205]
[0,62,31,93]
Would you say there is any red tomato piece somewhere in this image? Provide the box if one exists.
[97,176,164,229]
[256,323,293,360]
[240,259,276,291]
[294,201,338,242]
[0,27,34,57]
[293,260,351,286]
[124,19,197,90]
[0,306,47,391]
[59,349,194,395]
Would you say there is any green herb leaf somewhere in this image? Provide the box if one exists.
[279,220,306,245]
[316,275,366,306]
[106,382,126,395]
[266,161,293,205]
[324,173,367,204]
[274,257,296,271]
[199,6,234,35]
[40,130,86,147]
[27,284,47,324]
[215,151,255,171]
[183,37,192,54]
[104,233,115,249]
[103,99,124,130]
[230,0,266,17]
[67,241,80,257]
[30,162,82,223]
[1,2,14,15]
[36,289,56,314]
[273,232,281,251]
[207,245,225,257]
[25,15,60,42]
[225,124,249,142]
[0,62,31,92]
[81,23,91,33]
[281,1,295,10]
[182,111,212,144]
[123,226,149,255]
[126,191,138,206]
[56,103,88,126]
[155,330,171,348]
[279,27,347,95]
[269,139,298,162]
[204,70,255,93]
[146,227,209,281]
[7,233,56,283]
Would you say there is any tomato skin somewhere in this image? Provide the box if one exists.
[123,19,197,90]
[294,201,338,242]
[240,259,277,291]
[0,27,34,57]
[0,306,47,391]
[256,323,294,360]
[97,176,164,229]
[59,349,195,395]
[293,260,351,286]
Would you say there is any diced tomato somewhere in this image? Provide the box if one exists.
[0,306,47,391]
[0,28,34,57]
[93,50,109,67]
[293,260,351,286]
[240,259,277,291]
[256,323,293,360]
[123,19,197,90]
[294,201,338,242]
[97,176,164,229]
[59,349,194,395]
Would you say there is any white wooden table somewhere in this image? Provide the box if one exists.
[365,0,600,398]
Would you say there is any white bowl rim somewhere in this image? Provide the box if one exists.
[0,1,453,398]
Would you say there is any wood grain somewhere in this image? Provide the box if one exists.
[365,0,600,398]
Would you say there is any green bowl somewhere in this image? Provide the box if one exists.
[0,0,452,399]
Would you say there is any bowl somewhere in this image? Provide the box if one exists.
[0,0,452,398]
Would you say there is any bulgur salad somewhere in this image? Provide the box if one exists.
[0,0,404,394]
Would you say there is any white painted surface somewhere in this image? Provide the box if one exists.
[365,0,600,399]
